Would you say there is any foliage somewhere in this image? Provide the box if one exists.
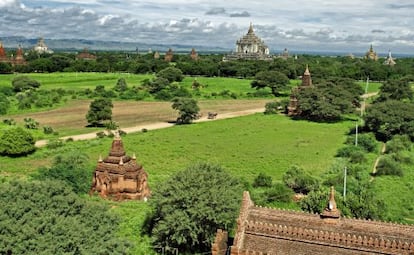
[0,180,130,254]
[24,117,40,129]
[264,101,282,115]
[346,133,378,152]
[374,155,404,177]
[375,78,413,102]
[43,125,54,134]
[45,138,65,149]
[0,127,35,156]
[33,151,92,194]
[0,93,10,114]
[2,118,15,125]
[296,78,362,122]
[364,100,414,141]
[86,98,113,126]
[253,172,273,187]
[171,97,200,124]
[263,183,294,203]
[283,165,319,194]
[11,76,41,92]
[385,134,412,154]
[114,78,128,92]
[251,71,290,96]
[156,67,184,83]
[146,162,243,253]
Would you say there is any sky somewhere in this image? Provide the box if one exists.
[0,0,413,54]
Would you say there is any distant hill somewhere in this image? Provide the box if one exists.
[0,36,229,54]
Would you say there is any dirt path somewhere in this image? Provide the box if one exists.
[35,107,265,147]
[371,142,386,178]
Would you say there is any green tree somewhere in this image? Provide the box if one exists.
[375,78,413,102]
[0,180,130,254]
[0,127,35,156]
[146,162,243,253]
[283,165,319,194]
[86,98,113,126]
[253,172,273,188]
[11,76,41,92]
[364,100,414,141]
[114,78,128,92]
[251,71,290,96]
[171,97,200,124]
[156,67,184,83]
[0,93,10,114]
[33,151,92,194]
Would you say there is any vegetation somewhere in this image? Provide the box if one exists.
[0,127,36,156]
[0,180,130,254]
[251,70,290,96]
[86,98,114,126]
[146,162,243,253]
[11,76,41,92]
[171,97,200,124]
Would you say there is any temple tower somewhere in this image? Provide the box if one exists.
[0,41,9,63]
[190,48,199,61]
[12,45,26,65]
[164,48,173,62]
[90,133,150,200]
[288,65,312,116]
[365,44,378,61]
[301,65,312,88]
[320,186,341,222]
[384,49,396,66]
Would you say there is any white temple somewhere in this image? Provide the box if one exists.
[223,23,272,61]
[33,38,53,54]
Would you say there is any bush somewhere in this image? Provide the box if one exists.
[336,145,363,158]
[283,165,319,194]
[374,156,403,177]
[105,121,118,130]
[24,117,39,130]
[346,133,377,152]
[264,183,294,203]
[0,127,36,156]
[386,135,412,154]
[0,94,10,115]
[43,126,54,134]
[253,172,272,188]
[264,101,281,115]
[46,139,64,149]
[2,118,16,125]
[96,131,106,138]
[11,76,41,92]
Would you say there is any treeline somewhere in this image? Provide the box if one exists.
[1,50,414,81]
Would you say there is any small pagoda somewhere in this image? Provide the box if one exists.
[164,48,173,62]
[90,133,150,201]
[287,65,312,116]
[12,45,26,65]
[0,41,9,63]
[190,48,199,61]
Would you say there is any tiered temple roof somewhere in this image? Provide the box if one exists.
[287,65,312,116]
[212,190,414,255]
[164,48,173,62]
[76,48,97,60]
[365,44,378,61]
[90,133,150,200]
[33,37,53,54]
[223,23,272,61]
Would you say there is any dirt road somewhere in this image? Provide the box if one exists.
[35,107,265,147]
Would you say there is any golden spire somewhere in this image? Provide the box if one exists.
[119,157,124,165]
[98,154,103,163]
[304,64,310,76]
[132,153,136,160]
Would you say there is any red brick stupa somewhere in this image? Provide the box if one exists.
[90,133,150,200]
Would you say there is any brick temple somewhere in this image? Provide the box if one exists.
[212,189,414,255]
[89,133,150,200]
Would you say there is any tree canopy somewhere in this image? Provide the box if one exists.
[251,70,290,96]
[85,98,113,126]
[156,67,184,83]
[171,97,200,124]
[0,180,130,255]
[11,76,41,92]
[33,151,92,194]
[375,78,413,102]
[0,127,36,156]
[146,162,243,253]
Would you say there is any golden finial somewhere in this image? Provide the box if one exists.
[98,154,103,163]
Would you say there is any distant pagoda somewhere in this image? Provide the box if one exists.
[164,48,174,62]
[287,65,312,116]
[223,23,272,61]
[365,44,378,61]
[90,133,150,201]
[0,41,9,63]
[384,50,396,66]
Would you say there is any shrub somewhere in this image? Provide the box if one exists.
[3,118,16,126]
[253,172,273,188]
[264,183,294,203]
[43,126,54,134]
[23,117,39,130]
[346,133,377,152]
[0,127,36,156]
[386,135,412,153]
[336,145,363,158]
[11,76,41,92]
[264,101,281,115]
[46,139,64,149]
[96,131,106,138]
[283,165,319,194]
[374,156,403,177]
[105,121,118,130]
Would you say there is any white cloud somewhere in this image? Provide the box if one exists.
[0,0,412,53]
